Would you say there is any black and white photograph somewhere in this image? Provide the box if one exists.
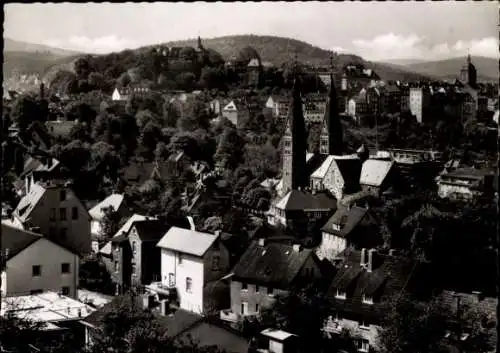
[1,2,498,353]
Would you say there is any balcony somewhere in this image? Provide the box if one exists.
[146,282,176,297]
[220,310,240,323]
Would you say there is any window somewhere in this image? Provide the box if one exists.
[49,208,56,221]
[359,320,370,330]
[255,285,260,293]
[32,265,41,277]
[59,208,66,221]
[241,301,248,315]
[131,262,136,275]
[186,277,192,293]
[356,339,370,352]
[61,263,70,274]
[114,261,119,272]
[60,190,66,201]
[241,283,248,291]
[168,273,175,287]
[212,255,220,271]
[255,303,259,313]
[71,207,78,220]
[335,290,346,300]
[60,228,67,239]
[30,289,43,295]
[61,286,70,296]
[362,294,374,305]
[268,287,274,295]
[178,254,183,264]
[132,241,137,254]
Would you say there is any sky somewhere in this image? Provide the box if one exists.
[4,2,499,61]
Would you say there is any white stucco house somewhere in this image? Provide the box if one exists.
[1,223,79,298]
[155,227,230,314]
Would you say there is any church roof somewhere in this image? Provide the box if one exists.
[273,190,337,211]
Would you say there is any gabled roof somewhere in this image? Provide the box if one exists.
[231,240,316,288]
[273,190,337,211]
[360,159,394,187]
[439,290,497,319]
[99,214,155,255]
[311,155,335,179]
[1,223,42,260]
[247,58,260,67]
[131,220,169,242]
[222,100,238,111]
[13,183,46,222]
[335,157,362,192]
[321,205,371,237]
[88,194,125,221]
[156,227,219,257]
[327,249,419,320]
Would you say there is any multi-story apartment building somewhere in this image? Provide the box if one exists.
[11,181,92,255]
[409,87,431,123]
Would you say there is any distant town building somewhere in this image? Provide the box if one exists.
[409,87,431,123]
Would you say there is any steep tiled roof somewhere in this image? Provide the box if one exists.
[13,183,46,222]
[327,249,419,321]
[273,190,337,211]
[156,227,219,257]
[311,156,335,179]
[88,194,125,221]
[360,159,394,187]
[335,158,362,193]
[321,205,371,237]
[99,214,154,255]
[247,58,260,67]
[1,223,42,260]
[231,240,315,288]
[132,220,169,242]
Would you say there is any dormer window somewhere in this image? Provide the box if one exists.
[362,294,374,305]
[335,290,346,300]
[332,223,341,231]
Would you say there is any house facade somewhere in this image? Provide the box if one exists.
[409,87,431,123]
[302,94,327,124]
[88,193,129,243]
[1,224,79,298]
[221,100,249,128]
[156,227,230,314]
[12,181,92,255]
[310,155,362,201]
[222,240,323,323]
[436,168,495,201]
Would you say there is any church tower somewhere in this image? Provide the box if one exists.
[320,52,343,156]
[466,54,477,87]
[282,67,307,194]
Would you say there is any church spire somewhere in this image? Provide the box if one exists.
[320,51,343,156]
[282,66,307,194]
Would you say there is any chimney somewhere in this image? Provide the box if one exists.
[367,249,375,273]
[471,291,483,303]
[258,238,266,246]
[293,244,301,252]
[214,230,221,237]
[360,248,367,267]
[187,216,196,231]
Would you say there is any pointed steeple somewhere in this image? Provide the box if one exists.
[282,68,307,193]
[320,51,343,155]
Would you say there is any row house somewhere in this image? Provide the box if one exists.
[323,248,426,352]
[221,239,324,323]
[317,205,378,262]
[11,181,91,255]
[1,224,79,298]
[436,167,495,201]
[154,227,230,314]
[267,189,337,230]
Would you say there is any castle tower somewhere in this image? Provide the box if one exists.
[320,52,343,155]
[282,73,308,194]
